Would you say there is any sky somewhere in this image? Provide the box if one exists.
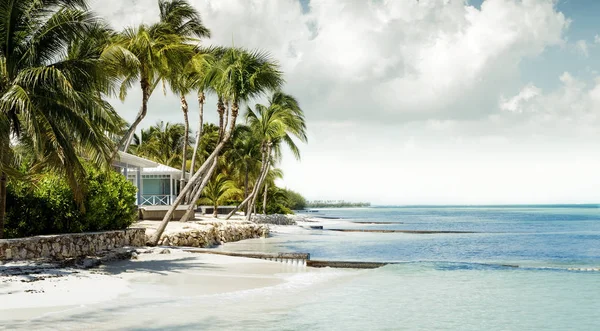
[90,0,600,205]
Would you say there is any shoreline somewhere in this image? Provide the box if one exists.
[0,215,346,323]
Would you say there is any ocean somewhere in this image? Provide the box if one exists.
[216,205,600,330]
[7,205,599,330]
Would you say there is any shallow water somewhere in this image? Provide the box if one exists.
[5,205,600,330]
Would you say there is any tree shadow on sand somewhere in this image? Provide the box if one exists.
[99,256,224,276]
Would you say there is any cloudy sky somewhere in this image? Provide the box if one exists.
[91,0,600,205]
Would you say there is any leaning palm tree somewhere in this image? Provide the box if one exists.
[106,0,207,155]
[150,47,283,245]
[222,125,262,213]
[197,173,241,218]
[0,0,124,238]
[261,167,284,215]
[225,92,307,221]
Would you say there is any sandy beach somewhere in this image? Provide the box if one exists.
[0,218,361,330]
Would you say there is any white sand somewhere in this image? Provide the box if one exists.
[0,245,357,328]
[0,217,362,329]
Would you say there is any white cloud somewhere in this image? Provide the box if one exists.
[90,0,600,204]
[575,39,589,57]
[499,84,541,113]
[92,0,569,123]
[595,34,600,44]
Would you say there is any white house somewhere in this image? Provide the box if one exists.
[114,152,189,206]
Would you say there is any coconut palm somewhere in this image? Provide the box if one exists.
[222,125,262,213]
[150,47,283,245]
[197,173,241,218]
[225,92,307,221]
[132,121,190,167]
[187,47,221,193]
[159,0,210,191]
[261,167,284,215]
[0,0,124,238]
[107,0,207,155]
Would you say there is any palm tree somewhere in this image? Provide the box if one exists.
[225,92,307,221]
[197,173,241,218]
[0,0,124,238]
[106,0,207,155]
[223,125,262,213]
[132,121,190,167]
[187,47,220,195]
[262,167,284,215]
[159,0,210,192]
[150,47,283,245]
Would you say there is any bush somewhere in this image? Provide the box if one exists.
[4,166,137,238]
[284,189,307,210]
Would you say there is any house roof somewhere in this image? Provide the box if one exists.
[117,151,159,168]
[143,164,181,175]
[116,152,190,179]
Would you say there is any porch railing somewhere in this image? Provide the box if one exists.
[141,195,171,206]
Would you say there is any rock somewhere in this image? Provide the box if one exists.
[81,258,101,269]
[158,248,171,254]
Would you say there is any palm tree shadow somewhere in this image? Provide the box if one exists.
[99,256,223,276]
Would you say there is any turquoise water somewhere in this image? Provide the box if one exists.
[280,205,600,268]
[212,205,600,330]
[6,205,599,330]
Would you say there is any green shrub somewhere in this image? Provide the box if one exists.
[4,166,137,238]
[284,189,307,210]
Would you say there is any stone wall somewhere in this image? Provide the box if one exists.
[252,214,298,225]
[157,222,269,247]
[0,228,146,261]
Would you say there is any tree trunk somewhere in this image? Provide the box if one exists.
[246,160,269,222]
[243,165,249,215]
[149,98,239,245]
[225,146,268,220]
[262,182,268,215]
[246,144,271,222]
[225,194,252,220]
[179,93,190,195]
[223,101,230,136]
[217,97,225,138]
[0,172,6,239]
[117,79,151,155]
[186,91,205,203]
[181,157,217,222]
[189,92,205,178]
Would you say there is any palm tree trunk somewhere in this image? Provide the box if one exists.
[224,194,253,220]
[225,147,268,220]
[246,144,271,222]
[262,182,268,215]
[189,92,204,179]
[223,101,230,136]
[246,160,269,222]
[181,157,217,222]
[243,165,249,215]
[149,98,239,245]
[118,79,151,155]
[179,93,189,194]
[217,97,225,138]
[0,172,6,239]
[186,91,205,203]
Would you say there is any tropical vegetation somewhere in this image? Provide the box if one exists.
[0,0,309,242]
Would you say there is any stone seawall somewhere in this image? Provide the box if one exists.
[156,222,269,247]
[252,214,298,225]
[0,228,146,261]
